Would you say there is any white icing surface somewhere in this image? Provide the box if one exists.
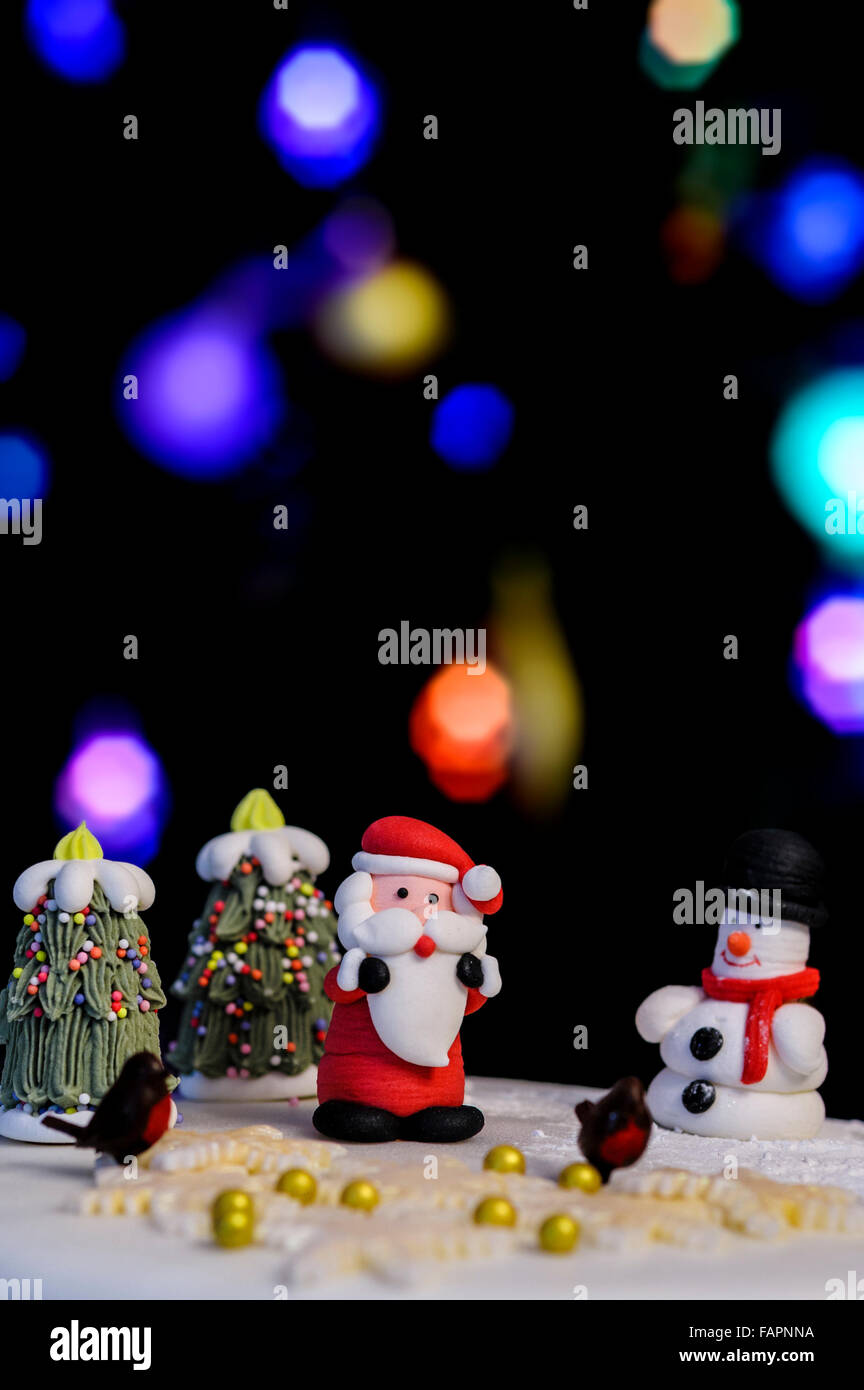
[196,826,330,884]
[176,1067,317,1102]
[0,1106,91,1144]
[462,864,501,902]
[647,1067,826,1140]
[12,858,155,913]
[368,950,469,1066]
[1,1077,863,1300]
[336,947,364,991]
[658,998,827,1092]
[478,952,502,998]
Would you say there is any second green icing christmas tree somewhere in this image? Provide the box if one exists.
[170,790,341,1099]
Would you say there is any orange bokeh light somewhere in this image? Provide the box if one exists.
[410,663,514,802]
[661,205,725,284]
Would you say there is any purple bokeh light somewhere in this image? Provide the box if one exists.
[794,595,864,733]
[118,312,285,479]
[55,731,169,863]
[323,198,395,272]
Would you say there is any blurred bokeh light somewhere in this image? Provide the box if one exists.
[430,384,515,470]
[661,205,725,284]
[641,0,739,89]
[56,731,169,863]
[491,556,583,815]
[259,44,380,187]
[0,432,51,499]
[794,594,864,733]
[677,143,757,217]
[410,663,514,802]
[25,0,126,83]
[0,314,26,381]
[323,198,395,272]
[741,161,864,303]
[316,261,450,374]
[118,311,285,479]
[771,368,864,569]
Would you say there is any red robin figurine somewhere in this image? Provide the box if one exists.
[41,1052,176,1162]
[575,1076,653,1183]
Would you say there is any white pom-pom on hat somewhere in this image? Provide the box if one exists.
[462,864,501,903]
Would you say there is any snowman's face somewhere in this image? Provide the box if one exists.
[710,910,810,980]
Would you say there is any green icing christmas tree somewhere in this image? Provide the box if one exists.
[0,823,171,1129]
[169,790,341,1098]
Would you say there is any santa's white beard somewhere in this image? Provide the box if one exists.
[338,904,486,958]
[335,892,491,1067]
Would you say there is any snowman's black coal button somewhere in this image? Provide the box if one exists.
[682,1080,716,1113]
[690,1027,723,1061]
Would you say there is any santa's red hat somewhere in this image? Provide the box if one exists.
[352,816,503,915]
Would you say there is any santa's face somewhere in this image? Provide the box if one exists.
[710,909,810,981]
[370,874,453,921]
[334,870,485,959]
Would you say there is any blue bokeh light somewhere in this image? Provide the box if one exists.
[0,433,51,500]
[259,45,380,187]
[744,161,864,302]
[25,0,126,84]
[430,384,515,470]
[0,315,26,381]
[118,312,286,480]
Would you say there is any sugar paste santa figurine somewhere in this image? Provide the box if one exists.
[313,816,503,1142]
[636,829,827,1141]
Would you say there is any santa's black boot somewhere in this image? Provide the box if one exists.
[399,1105,485,1142]
[312,1100,401,1143]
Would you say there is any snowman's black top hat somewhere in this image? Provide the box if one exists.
[721,828,827,928]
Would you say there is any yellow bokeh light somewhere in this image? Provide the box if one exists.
[316,260,450,374]
[648,0,737,65]
[491,555,583,816]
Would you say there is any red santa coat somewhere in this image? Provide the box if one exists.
[317,966,486,1116]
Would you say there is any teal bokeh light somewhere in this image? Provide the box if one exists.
[771,369,864,569]
[638,33,718,91]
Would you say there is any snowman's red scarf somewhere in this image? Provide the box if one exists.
[701,968,820,1085]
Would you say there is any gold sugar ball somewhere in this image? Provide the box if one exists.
[275,1168,318,1204]
[558,1161,602,1193]
[539,1213,580,1253]
[473,1196,517,1227]
[483,1144,526,1175]
[213,1209,254,1248]
[211,1189,254,1221]
[340,1179,380,1211]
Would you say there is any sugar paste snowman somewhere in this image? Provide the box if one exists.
[636,829,827,1141]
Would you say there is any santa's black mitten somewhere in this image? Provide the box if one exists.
[456,953,484,989]
[358,957,390,993]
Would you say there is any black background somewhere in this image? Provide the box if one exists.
[1,0,862,1120]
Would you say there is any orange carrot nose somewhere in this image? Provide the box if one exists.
[727,930,751,956]
[413,935,436,957]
